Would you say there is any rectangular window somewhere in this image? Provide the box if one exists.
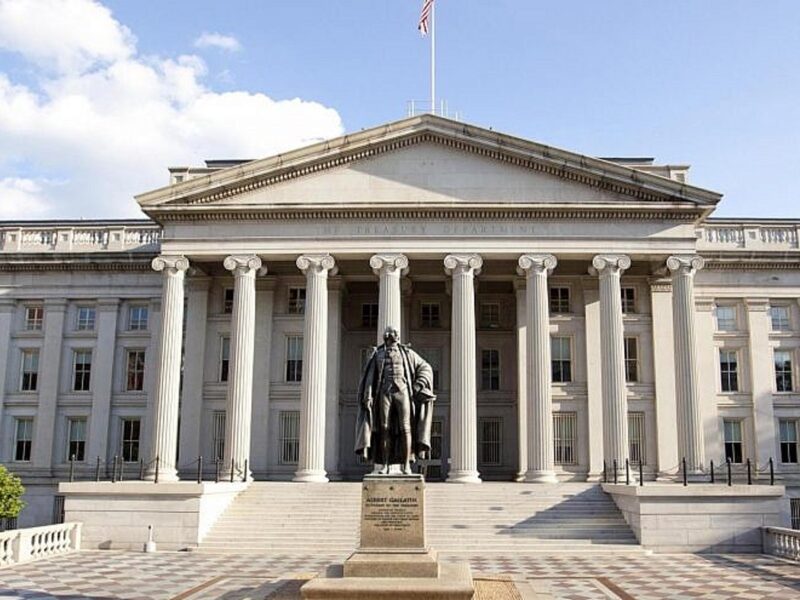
[553,412,577,465]
[481,349,500,391]
[779,420,799,464]
[624,337,639,383]
[120,418,140,462]
[212,410,226,462]
[279,410,300,465]
[792,498,800,530]
[222,288,235,314]
[219,337,230,382]
[723,419,744,464]
[288,287,306,314]
[775,350,793,392]
[621,287,636,314]
[770,305,791,331]
[549,287,570,314]
[72,349,92,392]
[551,337,572,383]
[76,306,96,331]
[128,305,149,331]
[125,350,146,391]
[66,417,86,462]
[361,303,379,328]
[420,302,441,328]
[480,303,500,328]
[479,417,502,466]
[20,349,39,392]
[715,305,737,331]
[628,412,646,466]
[719,350,739,393]
[25,305,44,331]
[14,418,33,461]
[286,335,303,382]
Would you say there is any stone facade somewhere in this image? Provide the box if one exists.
[1,115,799,527]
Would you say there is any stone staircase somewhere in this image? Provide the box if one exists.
[197,482,644,556]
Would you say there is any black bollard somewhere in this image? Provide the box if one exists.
[710,460,715,484]
[69,454,75,482]
[154,456,160,484]
[139,458,145,480]
[639,460,644,487]
[726,459,732,486]
[215,458,220,483]
[625,459,630,485]
[95,456,101,482]
[230,457,235,483]
[111,455,118,483]
[197,456,203,484]
[119,457,124,482]
[613,459,618,484]
[603,460,607,483]
[243,459,248,482]
[747,458,752,485]
[769,457,774,486]
[682,457,687,486]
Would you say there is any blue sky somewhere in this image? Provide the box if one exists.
[0,0,798,219]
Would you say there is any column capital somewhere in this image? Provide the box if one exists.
[518,254,557,276]
[152,255,190,274]
[224,254,266,276]
[666,255,705,275]
[589,254,631,276]
[444,253,483,276]
[369,253,409,277]
[297,254,337,276]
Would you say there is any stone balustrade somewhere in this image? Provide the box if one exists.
[698,221,800,251]
[763,526,800,561]
[0,223,161,253]
[0,522,82,567]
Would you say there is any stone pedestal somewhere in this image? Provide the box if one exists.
[302,474,474,599]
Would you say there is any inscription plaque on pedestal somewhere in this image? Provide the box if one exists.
[360,474,425,551]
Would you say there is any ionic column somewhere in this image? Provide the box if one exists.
[444,253,482,483]
[590,255,631,475]
[370,254,409,344]
[519,254,559,483]
[514,278,527,481]
[666,256,706,474]
[148,255,190,481]
[294,254,337,483]
[223,255,264,481]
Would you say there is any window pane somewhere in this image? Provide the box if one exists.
[223,288,235,314]
[67,418,86,461]
[771,306,791,331]
[361,303,378,328]
[628,412,646,465]
[624,337,638,383]
[716,306,736,331]
[128,306,149,330]
[73,350,92,391]
[121,419,141,462]
[481,349,499,390]
[549,287,570,314]
[126,350,145,391]
[479,418,502,466]
[553,412,577,465]
[25,306,44,330]
[219,337,230,382]
[621,288,636,313]
[76,307,96,330]
[21,349,39,391]
[775,350,793,392]
[286,336,303,382]
[15,418,33,461]
[288,288,306,314]
[213,411,226,462]
[280,411,300,464]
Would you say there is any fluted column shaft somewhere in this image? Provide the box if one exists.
[148,255,189,481]
[591,255,631,473]
[370,254,409,344]
[294,254,336,483]
[519,254,559,483]
[667,255,706,474]
[445,254,482,483]
[223,255,263,481]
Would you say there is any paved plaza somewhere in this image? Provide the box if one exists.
[0,551,798,599]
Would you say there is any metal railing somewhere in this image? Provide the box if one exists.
[63,454,249,484]
[763,527,800,561]
[602,456,779,487]
[0,522,81,567]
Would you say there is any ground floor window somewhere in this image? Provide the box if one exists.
[723,419,744,464]
[479,417,502,466]
[67,417,86,462]
[553,412,577,465]
[792,498,800,530]
[279,410,300,465]
[286,336,303,382]
[120,418,141,462]
[628,412,646,466]
[52,496,65,525]
[779,419,799,464]
[212,410,226,462]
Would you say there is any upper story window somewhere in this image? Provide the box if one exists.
[549,287,570,314]
[14,418,33,462]
[480,349,500,391]
[219,337,230,383]
[288,287,306,314]
[222,288,235,314]
[66,417,87,462]
[770,305,791,331]
[624,337,639,383]
[420,302,441,328]
[286,335,303,382]
[25,305,44,331]
[361,303,379,328]
[479,303,500,328]
[719,349,739,393]
[125,350,146,392]
[128,305,149,331]
[715,305,737,332]
[72,349,93,392]
[723,419,744,464]
[780,420,799,464]
[621,287,636,314]
[20,349,39,392]
[775,349,794,392]
[76,306,96,331]
[120,418,141,463]
[551,336,572,383]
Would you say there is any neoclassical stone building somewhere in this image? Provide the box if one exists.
[2,115,799,526]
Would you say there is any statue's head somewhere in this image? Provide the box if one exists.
[383,326,399,345]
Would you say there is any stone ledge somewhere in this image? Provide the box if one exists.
[602,483,785,497]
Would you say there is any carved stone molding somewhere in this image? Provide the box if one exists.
[518,254,557,275]
[223,254,265,276]
[151,255,189,274]
[369,253,409,277]
[589,254,631,276]
[666,255,705,275]
[444,253,483,276]
[296,254,337,276]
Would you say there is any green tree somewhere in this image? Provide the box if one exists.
[0,465,25,527]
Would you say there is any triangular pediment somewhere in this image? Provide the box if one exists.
[136,115,721,220]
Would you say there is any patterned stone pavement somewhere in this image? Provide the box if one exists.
[0,551,798,599]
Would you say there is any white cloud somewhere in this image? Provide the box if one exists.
[0,0,344,219]
[194,32,242,53]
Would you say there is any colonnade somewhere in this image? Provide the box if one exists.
[146,252,705,483]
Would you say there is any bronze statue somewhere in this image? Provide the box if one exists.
[355,326,436,474]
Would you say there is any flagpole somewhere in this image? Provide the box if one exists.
[430,0,436,114]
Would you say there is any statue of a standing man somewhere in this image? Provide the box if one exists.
[355,326,436,474]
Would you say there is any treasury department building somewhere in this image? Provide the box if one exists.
[2,115,800,526]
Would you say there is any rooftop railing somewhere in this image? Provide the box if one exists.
[0,223,161,254]
[698,222,800,252]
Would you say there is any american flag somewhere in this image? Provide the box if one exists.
[418,0,434,35]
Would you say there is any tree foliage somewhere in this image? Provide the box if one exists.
[0,465,25,520]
